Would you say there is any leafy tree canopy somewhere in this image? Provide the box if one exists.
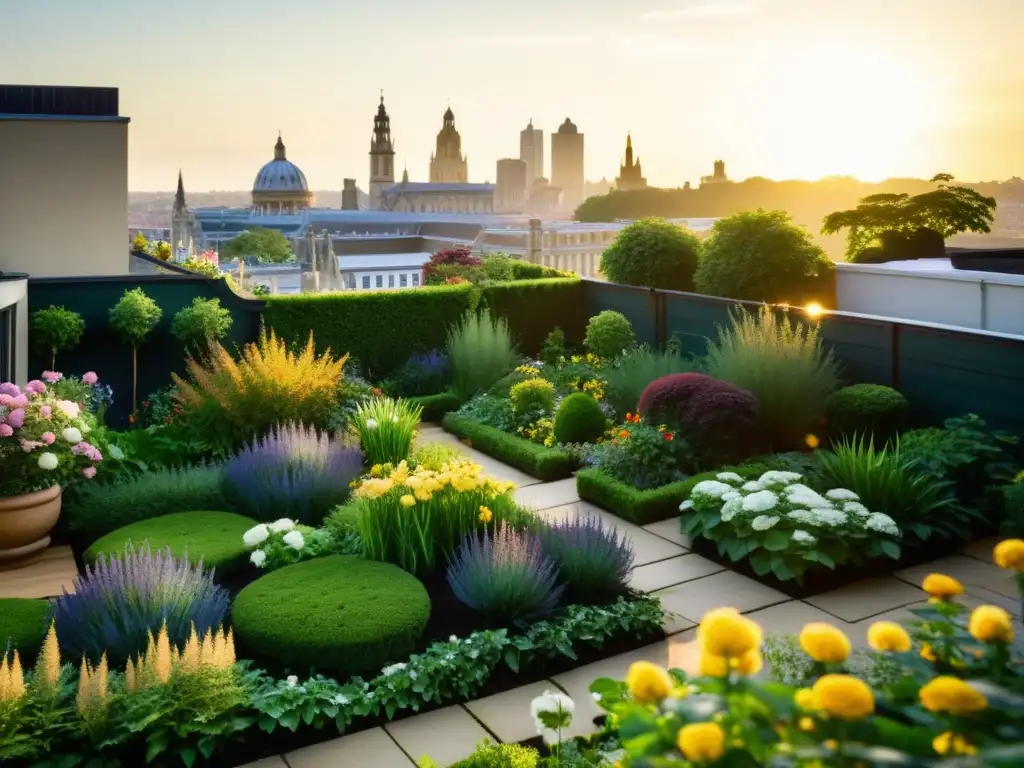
[221,228,294,264]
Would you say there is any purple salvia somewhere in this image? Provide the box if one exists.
[539,512,634,598]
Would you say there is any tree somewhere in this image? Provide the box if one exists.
[31,306,85,370]
[821,174,997,261]
[695,210,834,305]
[423,248,482,284]
[171,297,233,354]
[130,232,150,256]
[599,218,702,291]
[220,228,294,264]
[108,288,162,420]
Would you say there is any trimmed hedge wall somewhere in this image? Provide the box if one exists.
[410,391,461,422]
[262,278,585,378]
[441,413,577,481]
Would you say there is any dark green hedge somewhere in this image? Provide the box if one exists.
[1002,484,1024,537]
[441,414,577,481]
[410,391,461,422]
[263,279,585,378]
[509,260,575,280]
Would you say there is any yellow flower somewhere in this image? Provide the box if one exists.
[799,623,851,663]
[400,495,416,508]
[968,605,1014,644]
[677,722,725,763]
[625,661,673,703]
[867,621,912,653]
[414,488,433,502]
[922,573,964,600]
[478,506,493,523]
[804,433,820,449]
[370,464,383,478]
[35,622,61,691]
[920,644,938,663]
[919,677,988,715]
[811,675,874,720]
[698,607,762,658]
[933,731,977,756]
[993,539,1024,572]
[798,717,815,732]
[698,649,761,677]
[794,688,818,710]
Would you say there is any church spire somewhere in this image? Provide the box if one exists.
[274,132,286,161]
[173,170,187,213]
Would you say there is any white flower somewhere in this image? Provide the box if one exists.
[286,675,299,688]
[530,690,575,718]
[365,418,378,430]
[716,471,743,483]
[57,400,80,419]
[37,452,59,470]
[865,512,900,536]
[844,501,870,517]
[107,444,124,460]
[592,692,602,701]
[62,427,83,443]
[331,693,350,705]
[826,488,859,501]
[678,499,694,511]
[282,530,305,550]
[792,530,817,544]
[742,490,779,513]
[391,415,399,423]
[691,480,735,499]
[751,515,780,531]
[721,491,742,502]
[249,549,267,567]
[758,470,803,486]
[243,524,270,547]
[741,480,763,492]
[531,690,575,743]
[786,486,834,509]
[449,635,458,643]
[787,509,816,524]
[382,663,407,676]
[270,518,296,532]
[809,508,848,527]
[720,497,743,522]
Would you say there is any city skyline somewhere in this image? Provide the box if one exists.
[2,0,1023,191]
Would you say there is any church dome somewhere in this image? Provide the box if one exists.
[557,118,578,134]
[253,134,309,192]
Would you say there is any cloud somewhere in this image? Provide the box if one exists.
[611,34,716,61]
[456,34,592,49]
[642,2,756,22]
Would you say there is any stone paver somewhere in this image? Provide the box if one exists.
[0,546,78,599]
[239,758,289,768]
[464,680,559,744]
[514,478,580,511]
[286,727,413,767]
[628,554,723,593]
[895,554,1018,599]
[642,516,692,549]
[745,600,854,637]
[385,706,492,767]
[652,570,789,623]
[959,537,1000,563]
[806,577,924,623]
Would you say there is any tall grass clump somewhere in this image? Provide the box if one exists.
[446,308,518,401]
[223,423,364,525]
[703,305,841,450]
[352,396,422,466]
[603,344,698,418]
[540,513,634,601]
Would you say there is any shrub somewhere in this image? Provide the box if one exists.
[30,306,85,370]
[702,305,841,451]
[65,462,227,545]
[442,414,577,481]
[384,350,450,397]
[172,329,346,454]
[638,373,759,467]
[409,442,465,472]
[508,260,571,280]
[223,423,363,525]
[539,327,566,366]
[408,391,461,422]
[694,209,835,304]
[242,518,347,571]
[0,599,49,663]
[1002,482,1024,536]
[825,384,908,443]
[599,217,702,291]
[423,247,482,283]
[553,393,607,445]
[582,415,690,489]
[442,741,539,768]
[170,297,233,354]
[352,397,422,466]
[109,288,163,417]
[540,512,634,600]
[603,344,697,418]
[455,393,518,433]
[509,378,555,416]
[584,311,636,359]
[231,555,430,676]
[51,543,230,665]
[447,308,518,400]
[489,371,532,398]
[83,511,258,575]
[480,252,515,282]
[447,523,563,621]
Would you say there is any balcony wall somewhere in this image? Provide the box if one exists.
[0,272,28,384]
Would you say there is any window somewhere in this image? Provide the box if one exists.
[412,273,419,287]
[362,276,370,290]
[375,274,383,288]
[388,273,395,288]
[400,273,408,287]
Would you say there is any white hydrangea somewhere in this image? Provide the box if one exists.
[758,471,803,486]
[249,549,267,567]
[720,497,743,522]
[786,486,834,509]
[62,427,83,443]
[269,518,296,532]
[691,480,736,499]
[382,663,407,676]
[865,512,900,537]
[716,472,744,483]
[286,675,299,688]
[751,515,780,531]
[826,488,860,501]
[791,530,817,544]
[721,491,742,502]
[741,480,763,492]
[742,490,779,513]
[809,508,848,527]
[844,501,870,517]
[243,524,270,547]
[787,509,817,525]
[282,530,305,550]
[679,499,694,512]
[37,452,59,470]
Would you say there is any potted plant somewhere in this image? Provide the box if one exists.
[0,378,104,567]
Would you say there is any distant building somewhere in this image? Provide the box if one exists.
[252,133,314,215]
[519,120,544,186]
[429,107,468,183]
[342,178,359,210]
[368,93,395,210]
[615,134,647,191]
[528,177,562,214]
[379,181,494,214]
[550,118,584,210]
[495,159,528,213]
[171,170,197,258]
[700,159,729,186]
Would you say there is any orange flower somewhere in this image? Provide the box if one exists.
[625,413,633,422]
[128,414,136,424]
[618,430,630,439]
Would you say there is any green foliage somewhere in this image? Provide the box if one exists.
[584,311,635,359]
[443,414,578,481]
[703,305,841,450]
[508,260,573,280]
[84,510,258,574]
[852,227,946,264]
[408,391,461,422]
[599,217,702,291]
[353,396,422,465]
[232,555,430,676]
[446,740,540,768]
[447,308,518,400]
[762,633,908,690]
[695,209,835,304]
[581,419,691,489]
[30,305,85,369]
[1002,483,1024,536]
[510,378,556,416]
[825,383,908,443]
[480,252,515,282]
[108,288,162,347]
[170,296,233,353]
[243,522,354,571]
[410,442,465,471]
[603,344,697,418]
[0,599,49,663]
[221,227,294,264]
[539,327,566,366]
[553,393,607,445]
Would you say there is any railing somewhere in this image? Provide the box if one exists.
[0,272,28,384]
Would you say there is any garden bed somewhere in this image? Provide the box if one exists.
[441,413,578,481]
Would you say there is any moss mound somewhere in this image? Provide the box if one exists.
[0,598,50,662]
[232,555,430,676]
[84,511,257,575]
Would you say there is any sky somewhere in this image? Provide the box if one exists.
[2,0,1022,191]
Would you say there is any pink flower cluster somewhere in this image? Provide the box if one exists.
[71,440,103,462]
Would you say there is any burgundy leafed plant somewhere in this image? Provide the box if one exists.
[423,248,482,281]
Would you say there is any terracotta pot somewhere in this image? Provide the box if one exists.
[0,484,62,567]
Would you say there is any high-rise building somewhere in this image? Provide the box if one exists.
[615,134,647,191]
[550,118,584,210]
[495,158,527,212]
[369,93,395,210]
[342,178,359,210]
[429,107,468,183]
[519,120,543,186]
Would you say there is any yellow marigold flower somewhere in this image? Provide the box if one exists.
[370,464,383,477]
[920,644,938,663]
[993,539,1024,572]
[798,717,815,732]
[794,688,818,710]
[625,661,673,703]
[922,573,964,600]
[968,605,1014,644]
[804,433,820,449]
[677,722,725,763]
[698,649,761,677]
[799,623,851,663]
[811,675,874,721]
[478,506,493,523]
[867,621,912,653]
[400,495,416,508]
[698,607,762,658]
[933,731,978,756]
[919,676,988,715]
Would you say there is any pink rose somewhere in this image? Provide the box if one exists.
[6,408,25,429]
[0,424,12,438]
[25,380,46,395]
[82,466,97,479]
[42,371,62,383]
[39,405,52,418]
[41,431,56,445]
[82,371,99,385]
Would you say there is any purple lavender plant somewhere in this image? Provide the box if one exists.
[223,422,363,525]
[391,349,450,396]
[540,512,635,600]
[446,522,564,621]
[50,543,229,665]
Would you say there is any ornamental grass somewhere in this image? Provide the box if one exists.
[351,396,422,466]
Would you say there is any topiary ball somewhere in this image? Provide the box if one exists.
[599,217,702,291]
[509,378,555,416]
[232,555,430,677]
[554,393,607,445]
[584,311,636,359]
[84,511,258,575]
[638,373,759,467]
[825,383,908,443]
[0,598,50,665]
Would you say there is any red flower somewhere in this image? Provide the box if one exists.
[664,432,674,442]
